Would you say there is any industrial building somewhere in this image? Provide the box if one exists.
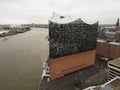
[48,12,98,80]
[96,40,120,59]
[96,19,120,60]
[108,58,120,81]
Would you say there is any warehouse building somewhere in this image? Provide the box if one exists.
[96,40,120,59]
[49,12,98,80]
[108,58,120,81]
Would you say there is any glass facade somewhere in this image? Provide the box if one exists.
[49,18,98,58]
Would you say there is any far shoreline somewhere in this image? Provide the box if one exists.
[0,28,31,37]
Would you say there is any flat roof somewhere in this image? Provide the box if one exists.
[109,42,120,45]
[109,58,120,67]
[97,39,106,42]
[84,77,120,90]
[107,78,120,90]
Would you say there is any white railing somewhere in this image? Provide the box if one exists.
[41,59,50,81]
[84,77,120,90]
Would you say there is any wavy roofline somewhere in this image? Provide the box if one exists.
[49,18,98,25]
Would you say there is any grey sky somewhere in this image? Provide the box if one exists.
[0,0,120,24]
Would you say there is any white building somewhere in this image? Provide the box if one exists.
[84,77,120,90]
[0,31,4,35]
[108,58,120,80]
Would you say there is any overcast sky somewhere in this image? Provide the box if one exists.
[0,0,120,24]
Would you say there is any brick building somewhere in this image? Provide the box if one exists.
[96,40,120,59]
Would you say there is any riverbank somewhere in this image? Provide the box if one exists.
[0,28,31,37]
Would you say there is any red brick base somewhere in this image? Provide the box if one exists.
[50,50,96,80]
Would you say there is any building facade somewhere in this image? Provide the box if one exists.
[108,58,120,81]
[96,40,120,59]
[49,13,98,80]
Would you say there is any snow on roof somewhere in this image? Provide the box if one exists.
[105,31,116,35]
[97,39,106,42]
[109,42,120,45]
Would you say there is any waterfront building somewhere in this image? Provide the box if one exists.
[96,40,120,59]
[48,12,98,80]
[108,58,120,81]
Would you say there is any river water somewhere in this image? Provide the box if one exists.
[0,28,48,90]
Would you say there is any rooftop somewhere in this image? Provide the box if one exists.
[49,12,98,24]
[108,58,120,67]
[109,42,120,45]
[107,78,120,90]
[84,77,120,90]
[49,12,72,24]
[105,31,116,35]
[97,39,106,42]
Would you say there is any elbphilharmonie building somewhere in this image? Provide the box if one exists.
[49,12,98,80]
